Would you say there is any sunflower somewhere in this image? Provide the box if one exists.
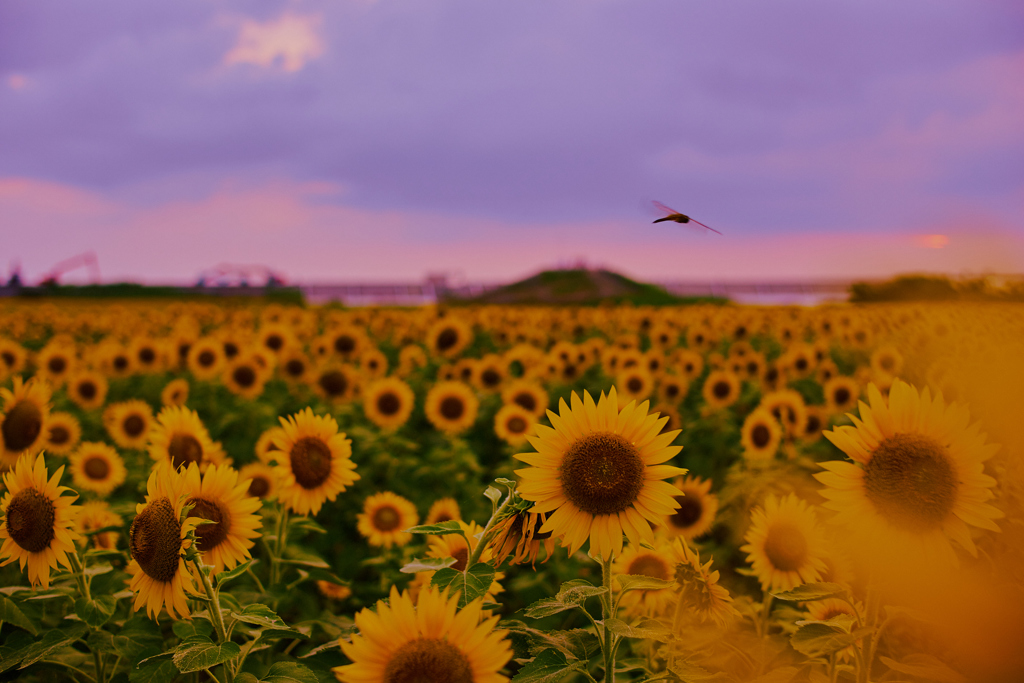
[0,453,80,588]
[238,462,279,501]
[674,349,704,382]
[69,442,127,496]
[358,347,389,379]
[397,344,428,377]
[182,463,262,574]
[741,493,828,592]
[515,387,686,560]
[474,355,507,393]
[75,499,122,550]
[363,378,416,431]
[43,411,81,456]
[272,408,360,516]
[317,580,352,601]
[612,540,676,614]
[104,400,153,450]
[1,376,51,468]
[223,354,267,400]
[824,376,860,415]
[147,406,225,471]
[801,406,827,443]
[258,323,296,357]
[0,339,27,376]
[127,464,201,619]
[870,344,903,378]
[427,317,473,359]
[668,539,739,626]
[816,359,839,385]
[357,491,418,548]
[130,337,164,374]
[425,381,479,435]
[488,508,555,568]
[36,344,76,387]
[454,358,478,385]
[805,598,861,661]
[662,475,718,540]
[255,426,287,463]
[618,367,654,403]
[493,404,536,446]
[326,325,367,361]
[426,520,504,599]
[102,344,134,378]
[66,370,108,411]
[278,349,313,384]
[312,363,359,403]
[161,378,189,407]
[817,380,1002,562]
[423,498,461,527]
[702,370,741,411]
[186,337,225,380]
[658,374,689,405]
[334,584,512,683]
[760,389,808,438]
[501,380,548,418]
[741,408,783,461]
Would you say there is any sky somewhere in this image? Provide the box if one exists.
[2,0,1023,285]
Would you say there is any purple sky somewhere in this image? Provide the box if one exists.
[2,0,1023,284]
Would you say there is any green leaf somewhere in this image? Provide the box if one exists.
[231,604,288,630]
[400,556,457,574]
[173,617,215,640]
[790,623,870,658]
[280,547,331,569]
[406,520,466,537]
[430,562,495,608]
[0,595,37,635]
[0,630,34,674]
[494,477,516,487]
[75,595,117,628]
[616,574,676,593]
[667,660,730,682]
[603,617,672,643]
[521,580,607,619]
[771,582,846,602]
[879,654,966,683]
[511,648,587,682]
[18,623,89,670]
[237,661,321,683]
[501,620,599,661]
[172,635,241,673]
[484,485,503,508]
[130,658,179,683]
[215,559,256,588]
[288,517,327,536]
[84,548,126,561]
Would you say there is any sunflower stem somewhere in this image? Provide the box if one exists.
[600,554,616,683]
[467,490,513,568]
[270,504,290,587]
[68,550,91,601]
[193,559,234,683]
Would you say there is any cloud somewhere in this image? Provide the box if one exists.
[223,12,324,73]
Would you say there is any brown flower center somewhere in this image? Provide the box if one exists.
[665,383,680,399]
[752,424,771,449]
[49,425,70,445]
[1,351,14,368]
[319,370,347,397]
[130,497,182,582]
[435,328,459,352]
[376,392,402,416]
[138,347,156,364]
[187,497,230,552]
[232,365,256,388]
[670,495,703,529]
[439,396,464,421]
[113,355,129,371]
[48,356,67,374]
[449,546,469,572]
[6,488,56,553]
[863,433,957,532]
[383,637,473,683]
[169,433,204,468]
[198,350,216,367]
[77,380,97,400]
[506,416,527,434]
[285,359,305,377]
[712,381,731,400]
[627,377,643,393]
[833,387,850,406]
[481,369,501,387]
[264,334,284,351]
[560,432,645,516]
[334,334,355,354]
[290,437,332,489]
[248,476,271,498]
[84,455,110,480]
[123,414,146,437]
[763,522,808,572]
[2,400,43,452]
[627,554,670,580]
[372,505,402,532]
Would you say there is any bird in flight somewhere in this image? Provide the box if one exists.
[651,201,721,234]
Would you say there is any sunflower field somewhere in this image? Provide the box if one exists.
[0,298,1021,683]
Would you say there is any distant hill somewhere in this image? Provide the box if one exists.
[452,268,725,306]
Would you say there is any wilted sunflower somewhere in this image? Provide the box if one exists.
[818,380,1002,562]
[362,377,416,431]
[272,408,359,516]
[104,399,153,450]
[493,404,536,446]
[69,442,127,496]
[312,363,359,403]
[824,376,860,415]
[425,497,461,525]
[43,411,81,456]
[161,378,189,407]
[612,540,676,614]
[425,381,479,435]
[741,408,783,461]
[1,376,51,468]
[427,317,473,359]
[357,491,418,548]
[501,380,548,418]
[515,387,686,560]
[702,370,741,411]
[426,520,505,599]
[334,585,512,683]
[668,539,739,626]
[662,475,718,540]
[127,464,201,619]
[182,463,262,574]
[741,493,828,592]
[488,507,554,568]
[75,499,122,550]
[147,406,225,471]
[238,462,278,501]
[0,453,80,588]
[67,370,108,411]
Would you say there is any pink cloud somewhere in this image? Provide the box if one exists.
[2,176,1021,286]
[223,12,325,73]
